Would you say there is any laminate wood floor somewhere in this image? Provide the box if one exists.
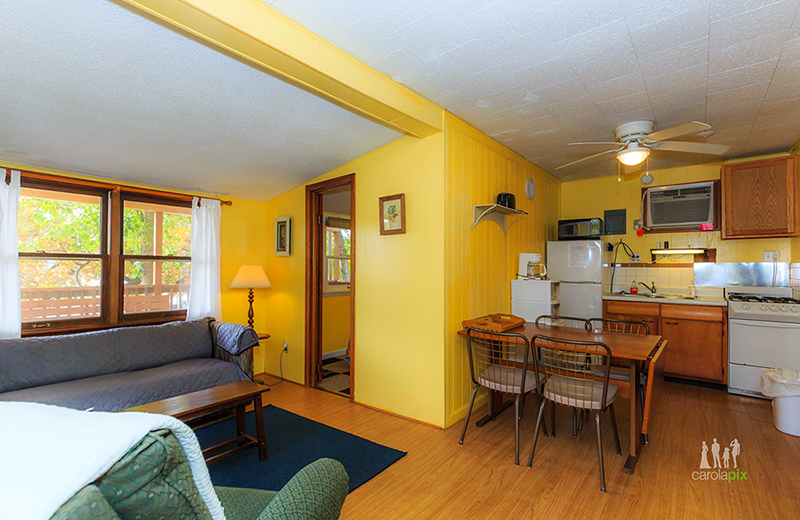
[254,375,800,519]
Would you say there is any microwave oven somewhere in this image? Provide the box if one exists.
[558,218,603,240]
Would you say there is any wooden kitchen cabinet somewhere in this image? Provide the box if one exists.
[660,304,727,384]
[603,300,727,384]
[721,156,798,239]
[604,300,660,335]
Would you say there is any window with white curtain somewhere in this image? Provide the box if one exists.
[16,173,193,334]
[324,216,350,295]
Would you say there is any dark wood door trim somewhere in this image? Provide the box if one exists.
[305,173,355,401]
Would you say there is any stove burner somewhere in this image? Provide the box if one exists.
[728,293,800,304]
[728,294,763,302]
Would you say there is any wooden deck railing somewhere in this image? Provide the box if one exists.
[21,284,189,322]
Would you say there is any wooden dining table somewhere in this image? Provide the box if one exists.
[459,322,663,475]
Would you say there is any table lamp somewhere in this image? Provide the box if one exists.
[230,264,271,328]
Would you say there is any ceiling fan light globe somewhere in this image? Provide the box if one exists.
[617,148,650,166]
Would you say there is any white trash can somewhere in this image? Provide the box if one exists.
[761,369,800,437]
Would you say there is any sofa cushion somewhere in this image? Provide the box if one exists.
[0,319,214,393]
[0,358,247,412]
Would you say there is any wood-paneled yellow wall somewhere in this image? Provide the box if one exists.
[443,114,561,427]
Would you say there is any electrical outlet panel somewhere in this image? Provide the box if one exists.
[633,219,643,231]
[283,341,289,352]
[764,251,780,262]
[630,254,642,262]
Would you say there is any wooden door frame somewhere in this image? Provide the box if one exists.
[305,173,355,400]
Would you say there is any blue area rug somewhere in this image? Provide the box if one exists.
[193,405,406,492]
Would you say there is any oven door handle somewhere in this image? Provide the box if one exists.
[730,319,800,329]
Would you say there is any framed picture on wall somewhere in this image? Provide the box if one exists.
[275,216,291,256]
[379,193,405,235]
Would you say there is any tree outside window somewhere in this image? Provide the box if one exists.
[16,174,193,334]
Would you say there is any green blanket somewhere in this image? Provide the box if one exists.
[51,429,211,520]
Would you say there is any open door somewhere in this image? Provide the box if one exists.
[305,174,355,399]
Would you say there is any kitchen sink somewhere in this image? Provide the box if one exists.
[616,293,696,300]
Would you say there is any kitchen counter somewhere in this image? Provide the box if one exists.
[603,293,728,307]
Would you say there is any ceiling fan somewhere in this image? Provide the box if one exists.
[556,121,730,170]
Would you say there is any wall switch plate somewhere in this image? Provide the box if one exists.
[630,254,642,262]
[764,251,780,262]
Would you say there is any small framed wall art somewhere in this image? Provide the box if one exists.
[379,193,405,235]
[275,216,291,256]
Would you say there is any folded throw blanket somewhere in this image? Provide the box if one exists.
[0,402,224,520]
[215,322,260,355]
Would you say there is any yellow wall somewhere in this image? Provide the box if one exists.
[218,199,269,369]
[443,114,561,428]
[322,295,350,354]
[561,153,796,264]
[261,133,447,425]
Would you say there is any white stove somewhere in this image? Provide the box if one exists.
[727,288,800,323]
[726,286,800,398]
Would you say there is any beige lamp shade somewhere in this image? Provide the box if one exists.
[230,264,271,289]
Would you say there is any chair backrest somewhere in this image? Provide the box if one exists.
[589,318,650,335]
[531,334,613,410]
[535,315,591,330]
[466,328,531,395]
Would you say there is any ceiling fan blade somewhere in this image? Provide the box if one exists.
[555,147,624,170]
[652,141,731,155]
[646,121,711,142]
[568,141,622,146]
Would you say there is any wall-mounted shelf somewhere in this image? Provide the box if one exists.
[471,204,527,235]
[650,248,716,263]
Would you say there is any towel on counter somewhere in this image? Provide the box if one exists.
[214,322,260,355]
[0,402,224,520]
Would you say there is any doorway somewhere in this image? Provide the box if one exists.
[305,174,354,399]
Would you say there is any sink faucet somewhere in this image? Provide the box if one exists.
[639,281,656,294]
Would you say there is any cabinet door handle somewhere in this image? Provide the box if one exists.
[663,321,679,325]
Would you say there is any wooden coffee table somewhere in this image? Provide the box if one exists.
[125,381,270,464]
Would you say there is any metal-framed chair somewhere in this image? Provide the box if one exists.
[460,328,541,465]
[534,314,591,436]
[587,318,663,444]
[535,315,592,330]
[527,334,622,492]
[588,317,650,335]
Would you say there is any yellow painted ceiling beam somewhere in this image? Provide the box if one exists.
[119,0,443,137]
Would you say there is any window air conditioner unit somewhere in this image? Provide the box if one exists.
[645,181,714,229]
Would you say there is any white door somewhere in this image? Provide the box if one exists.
[547,241,602,283]
[558,283,603,320]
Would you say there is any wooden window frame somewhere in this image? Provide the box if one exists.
[324,222,351,295]
[18,172,194,336]
[118,192,192,324]
[19,177,110,334]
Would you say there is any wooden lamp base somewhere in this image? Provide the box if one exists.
[247,288,255,328]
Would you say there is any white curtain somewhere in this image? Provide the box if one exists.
[0,169,21,339]
[186,197,222,320]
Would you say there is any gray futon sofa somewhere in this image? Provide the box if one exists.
[0,318,258,412]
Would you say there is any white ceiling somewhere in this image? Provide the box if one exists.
[0,0,401,201]
[269,0,800,180]
[2,1,799,195]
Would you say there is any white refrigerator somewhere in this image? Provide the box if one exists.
[546,240,603,320]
